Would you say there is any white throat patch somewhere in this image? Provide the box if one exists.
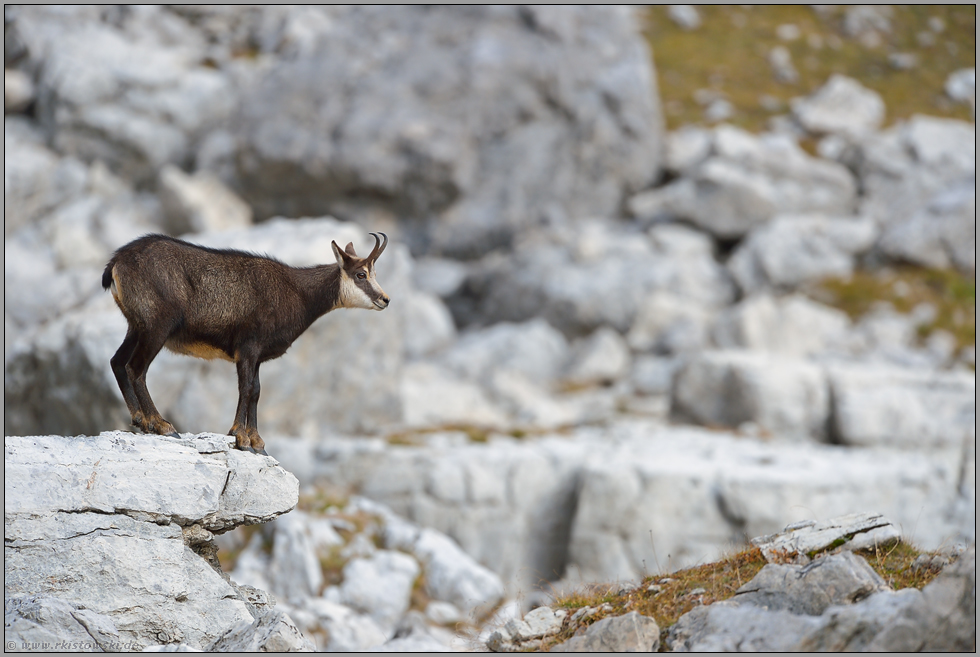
[338,270,377,310]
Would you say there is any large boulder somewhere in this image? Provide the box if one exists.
[4,431,301,650]
[667,545,976,652]
[827,364,976,450]
[727,213,877,294]
[853,115,975,272]
[226,6,664,257]
[14,6,235,184]
[452,221,734,336]
[671,350,829,441]
[791,75,885,139]
[629,125,857,239]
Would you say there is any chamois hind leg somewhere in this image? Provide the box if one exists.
[110,328,142,425]
[229,353,263,454]
[126,327,179,438]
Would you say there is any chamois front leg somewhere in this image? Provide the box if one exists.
[230,354,266,455]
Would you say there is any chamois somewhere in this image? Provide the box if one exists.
[102,232,390,455]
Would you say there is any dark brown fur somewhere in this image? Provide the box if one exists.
[102,233,389,454]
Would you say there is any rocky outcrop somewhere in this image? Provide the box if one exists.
[4,431,300,651]
[225,6,663,257]
[629,125,857,239]
[667,544,976,652]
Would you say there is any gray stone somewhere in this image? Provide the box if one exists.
[751,513,900,563]
[487,606,566,651]
[667,5,701,30]
[627,291,714,355]
[791,75,885,138]
[735,551,889,614]
[563,327,631,386]
[552,611,659,652]
[158,165,252,235]
[400,291,456,359]
[629,355,680,396]
[5,512,252,649]
[4,67,34,113]
[711,293,852,357]
[667,602,821,651]
[4,433,298,531]
[877,181,975,271]
[440,319,569,387]
[3,596,122,653]
[336,550,420,633]
[227,6,663,257]
[411,257,469,299]
[856,115,975,272]
[5,432,298,646]
[827,364,976,450]
[768,46,799,84]
[268,513,323,604]
[352,498,506,619]
[640,126,857,239]
[399,362,507,429]
[16,6,234,184]
[208,610,314,652]
[298,599,386,653]
[457,222,733,336]
[945,68,975,106]
[660,126,712,177]
[728,213,877,294]
[671,350,829,441]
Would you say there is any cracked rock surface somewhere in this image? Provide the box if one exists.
[4,431,300,650]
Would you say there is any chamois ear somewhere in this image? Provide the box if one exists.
[344,242,357,257]
[332,240,352,267]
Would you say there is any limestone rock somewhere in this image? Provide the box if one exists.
[791,75,885,138]
[455,222,734,336]
[5,432,298,531]
[856,115,975,272]
[487,606,566,651]
[334,550,421,634]
[552,611,659,652]
[227,6,663,257]
[563,327,631,386]
[671,350,829,441]
[727,213,877,294]
[827,364,976,450]
[633,125,857,239]
[3,596,123,653]
[751,513,899,563]
[159,165,252,235]
[16,6,234,184]
[734,551,889,614]
[208,610,314,652]
[711,294,851,357]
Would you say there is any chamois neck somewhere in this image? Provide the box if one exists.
[295,264,343,319]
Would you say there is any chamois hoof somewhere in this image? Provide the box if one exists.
[256,448,269,457]
[166,431,180,439]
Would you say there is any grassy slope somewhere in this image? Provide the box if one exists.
[643,5,976,132]
[545,541,954,652]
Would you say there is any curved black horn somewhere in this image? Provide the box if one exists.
[367,232,388,261]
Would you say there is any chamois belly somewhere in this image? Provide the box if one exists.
[165,338,235,362]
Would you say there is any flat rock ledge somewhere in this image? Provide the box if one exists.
[4,431,304,652]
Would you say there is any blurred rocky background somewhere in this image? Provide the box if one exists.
[4,5,975,652]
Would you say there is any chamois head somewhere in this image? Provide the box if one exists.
[332,232,391,311]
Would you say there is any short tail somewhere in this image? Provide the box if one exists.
[102,261,114,291]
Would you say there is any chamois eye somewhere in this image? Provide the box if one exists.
[356,271,367,280]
